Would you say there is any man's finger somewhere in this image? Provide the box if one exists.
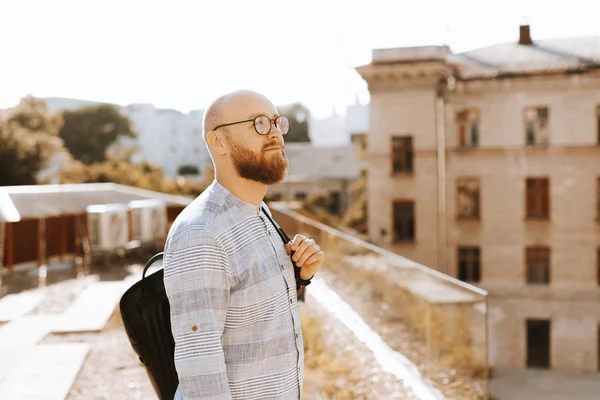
[297,245,320,266]
[303,251,325,268]
[290,235,308,251]
[292,239,314,262]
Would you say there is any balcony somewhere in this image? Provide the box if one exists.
[0,185,488,399]
[270,203,489,399]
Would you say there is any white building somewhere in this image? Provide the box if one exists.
[42,98,211,178]
[308,101,369,147]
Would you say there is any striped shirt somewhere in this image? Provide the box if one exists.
[163,180,304,400]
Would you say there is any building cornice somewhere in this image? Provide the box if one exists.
[356,61,452,91]
[451,70,600,95]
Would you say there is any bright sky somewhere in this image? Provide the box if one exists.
[1,0,599,118]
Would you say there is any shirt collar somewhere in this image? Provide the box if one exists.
[211,180,262,215]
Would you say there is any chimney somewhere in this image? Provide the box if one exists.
[519,24,533,45]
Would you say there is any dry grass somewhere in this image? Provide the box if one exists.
[299,293,416,400]
[316,266,489,399]
[300,308,361,399]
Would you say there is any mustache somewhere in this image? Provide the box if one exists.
[263,141,284,150]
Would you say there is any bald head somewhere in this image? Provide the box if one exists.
[202,89,274,138]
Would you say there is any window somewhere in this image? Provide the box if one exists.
[526,178,550,219]
[457,109,480,147]
[456,177,480,219]
[391,136,413,173]
[392,201,415,242]
[526,246,550,284]
[524,106,549,145]
[458,247,481,282]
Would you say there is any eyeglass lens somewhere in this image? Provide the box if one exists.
[254,115,289,135]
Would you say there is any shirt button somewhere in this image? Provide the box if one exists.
[296,333,298,339]
[281,265,284,270]
[268,231,272,236]
[289,299,293,304]
[191,325,198,332]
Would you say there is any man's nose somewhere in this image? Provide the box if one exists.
[268,122,284,140]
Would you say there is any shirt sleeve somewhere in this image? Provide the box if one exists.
[163,226,232,400]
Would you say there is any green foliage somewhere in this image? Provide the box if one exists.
[59,104,136,165]
[301,192,341,227]
[304,192,338,214]
[300,168,368,234]
[340,167,368,234]
[340,192,367,234]
[0,97,64,186]
[177,164,200,176]
[279,103,311,142]
[59,156,207,197]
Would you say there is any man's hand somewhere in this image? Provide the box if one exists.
[285,234,325,280]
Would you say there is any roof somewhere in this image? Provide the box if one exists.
[283,143,363,183]
[450,35,600,80]
[0,147,362,220]
[0,183,193,221]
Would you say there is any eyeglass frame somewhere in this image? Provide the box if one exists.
[212,115,289,135]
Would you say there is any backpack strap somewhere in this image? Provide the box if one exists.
[143,252,164,279]
[260,206,290,243]
[261,206,313,289]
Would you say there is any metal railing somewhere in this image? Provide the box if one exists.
[270,203,489,398]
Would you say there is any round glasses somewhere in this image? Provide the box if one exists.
[213,115,289,135]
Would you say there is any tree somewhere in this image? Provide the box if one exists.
[177,164,200,176]
[280,103,311,142]
[61,156,166,190]
[60,156,210,198]
[59,104,137,164]
[0,97,63,186]
[340,168,368,234]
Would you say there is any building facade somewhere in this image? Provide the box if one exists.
[267,143,363,216]
[357,25,600,372]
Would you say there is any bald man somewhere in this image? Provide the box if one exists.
[163,90,325,400]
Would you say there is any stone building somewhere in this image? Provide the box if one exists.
[356,25,600,372]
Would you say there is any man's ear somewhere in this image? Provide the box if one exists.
[206,131,227,156]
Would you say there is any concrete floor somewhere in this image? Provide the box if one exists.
[489,369,600,400]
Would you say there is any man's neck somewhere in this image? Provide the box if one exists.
[215,169,268,207]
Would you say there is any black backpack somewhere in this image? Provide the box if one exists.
[119,207,303,400]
